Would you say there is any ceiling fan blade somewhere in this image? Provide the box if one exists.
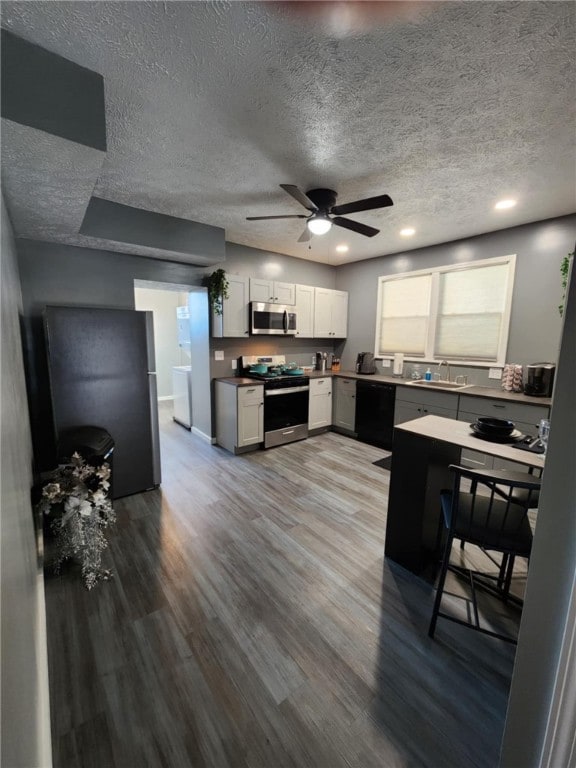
[297,227,311,243]
[332,216,379,238]
[246,214,308,220]
[280,184,318,212]
[332,194,393,216]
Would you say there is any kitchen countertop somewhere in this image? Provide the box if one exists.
[215,370,551,407]
[330,370,552,406]
[395,414,545,468]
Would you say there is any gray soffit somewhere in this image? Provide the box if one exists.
[80,197,225,264]
[1,1,575,266]
[1,28,106,151]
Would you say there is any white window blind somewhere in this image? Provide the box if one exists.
[378,274,432,356]
[375,255,516,365]
[435,263,510,360]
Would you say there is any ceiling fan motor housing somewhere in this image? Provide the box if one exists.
[306,188,337,213]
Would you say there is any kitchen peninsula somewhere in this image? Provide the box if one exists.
[385,414,545,577]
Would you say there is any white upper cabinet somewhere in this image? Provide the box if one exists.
[250,279,296,305]
[212,274,249,338]
[313,288,348,338]
[294,284,315,338]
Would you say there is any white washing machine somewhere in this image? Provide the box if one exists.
[172,366,193,429]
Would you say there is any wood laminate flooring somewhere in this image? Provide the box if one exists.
[45,403,522,768]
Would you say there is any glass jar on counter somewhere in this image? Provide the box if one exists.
[411,365,422,380]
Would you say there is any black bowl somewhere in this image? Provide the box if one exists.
[474,417,515,436]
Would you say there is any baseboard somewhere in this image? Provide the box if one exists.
[191,426,214,444]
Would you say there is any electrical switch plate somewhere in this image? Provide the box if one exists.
[231,360,236,370]
[214,350,224,361]
[381,359,391,368]
[488,367,503,379]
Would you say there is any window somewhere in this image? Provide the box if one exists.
[375,255,516,365]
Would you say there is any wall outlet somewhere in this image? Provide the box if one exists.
[214,350,224,361]
[488,367,503,379]
[381,359,391,368]
[231,360,236,370]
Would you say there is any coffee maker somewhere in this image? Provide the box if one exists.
[524,363,556,397]
[356,352,376,374]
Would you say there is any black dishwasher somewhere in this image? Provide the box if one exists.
[355,380,396,449]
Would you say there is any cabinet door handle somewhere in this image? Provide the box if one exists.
[493,404,506,409]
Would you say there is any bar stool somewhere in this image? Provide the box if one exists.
[429,465,541,643]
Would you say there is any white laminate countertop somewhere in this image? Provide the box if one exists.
[395,414,545,469]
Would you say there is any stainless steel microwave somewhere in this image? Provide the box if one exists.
[250,302,297,336]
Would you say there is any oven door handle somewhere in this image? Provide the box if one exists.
[265,386,310,396]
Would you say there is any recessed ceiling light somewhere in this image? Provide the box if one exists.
[336,244,349,253]
[400,228,416,237]
[495,199,517,210]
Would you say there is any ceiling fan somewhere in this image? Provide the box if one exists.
[246,185,393,242]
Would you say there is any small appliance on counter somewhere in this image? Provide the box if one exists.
[524,363,556,397]
[356,352,376,374]
[315,351,327,373]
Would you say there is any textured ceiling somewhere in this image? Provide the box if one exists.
[1,1,575,266]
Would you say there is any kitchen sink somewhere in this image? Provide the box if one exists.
[408,380,472,390]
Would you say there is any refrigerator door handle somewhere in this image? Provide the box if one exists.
[147,372,162,486]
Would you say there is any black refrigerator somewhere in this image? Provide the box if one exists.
[44,306,161,499]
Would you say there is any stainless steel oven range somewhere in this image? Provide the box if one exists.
[239,355,309,448]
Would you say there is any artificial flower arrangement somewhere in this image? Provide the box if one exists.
[37,452,116,589]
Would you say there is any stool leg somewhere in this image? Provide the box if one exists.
[429,533,453,638]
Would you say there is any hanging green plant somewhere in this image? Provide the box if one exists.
[559,252,573,317]
[204,268,229,316]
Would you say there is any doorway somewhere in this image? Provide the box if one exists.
[134,280,212,442]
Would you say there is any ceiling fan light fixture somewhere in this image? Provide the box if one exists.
[307,215,332,235]
[400,227,416,237]
[336,244,349,253]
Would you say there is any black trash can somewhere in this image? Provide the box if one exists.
[57,425,115,498]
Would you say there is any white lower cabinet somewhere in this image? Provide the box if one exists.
[332,377,356,433]
[216,382,263,453]
[309,377,332,431]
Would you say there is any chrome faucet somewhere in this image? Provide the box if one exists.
[437,360,451,382]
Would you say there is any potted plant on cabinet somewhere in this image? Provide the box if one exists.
[204,268,230,316]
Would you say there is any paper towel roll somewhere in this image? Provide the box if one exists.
[393,353,404,376]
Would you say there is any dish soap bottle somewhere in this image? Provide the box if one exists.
[425,367,432,381]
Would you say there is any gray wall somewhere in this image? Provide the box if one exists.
[17,238,205,467]
[500,248,576,766]
[16,236,338,452]
[336,215,576,385]
[1,197,52,766]
[188,289,212,439]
